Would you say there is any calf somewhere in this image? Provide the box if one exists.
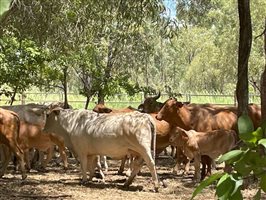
[0,108,27,179]
[169,127,237,181]
[43,109,159,191]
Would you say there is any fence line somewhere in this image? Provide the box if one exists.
[0,92,261,109]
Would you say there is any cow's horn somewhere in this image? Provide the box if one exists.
[153,91,161,100]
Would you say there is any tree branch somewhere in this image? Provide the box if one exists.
[255,28,266,40]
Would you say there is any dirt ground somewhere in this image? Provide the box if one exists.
[0,150,264,200]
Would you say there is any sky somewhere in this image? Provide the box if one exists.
[163,0,176,19]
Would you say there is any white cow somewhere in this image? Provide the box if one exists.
[43,109,159,191]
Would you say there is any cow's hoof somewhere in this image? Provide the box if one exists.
[117,170,124,175]
[22,174,27,180]
[80,178,90,185]
[160,180,168,188]
[153,187,159,193]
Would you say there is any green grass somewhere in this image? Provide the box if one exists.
[0,92,260,109]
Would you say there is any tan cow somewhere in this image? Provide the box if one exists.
[0,108,27,179]
[92,103,189,175]
[169,127,237,181]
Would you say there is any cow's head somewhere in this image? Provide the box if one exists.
[169,127,190,146]
[138,91,163,113]
[93,103,112,113]
[43,107,62,133]
[155,97,183,124]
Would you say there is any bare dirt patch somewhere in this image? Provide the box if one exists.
[0,153,264,200]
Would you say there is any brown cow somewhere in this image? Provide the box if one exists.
[169,127,237,181]
[0,108,27,179]
[18,121,68,170]
[93,104,139,113]
[156,98,261,131]
[2,103,69,171]
[138,92,163,113]
[156,98,261,179]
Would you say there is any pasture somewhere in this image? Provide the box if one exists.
[0,92,260,109]
[0,148,262,200]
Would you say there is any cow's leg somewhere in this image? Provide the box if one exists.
[0,146,11,178]
[183,159,190,175]
[193,154,201,182]
[79,153,88,183]
[49,134,68,169]
[170,145,176,157]
[10,144,27,179]
[118,156,127,175]
[42,146,54,169]
[140,152,159,192]
[174,147,190,175]
[24,149,31,170]
[93,155,105,182]
[100,156,108,173]
[124,156,143,187]
[126,155,134,177]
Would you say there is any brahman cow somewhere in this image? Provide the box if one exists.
[1,103,68,170]
[138,91,163,113]
[92,103,188,175]
[43,109,159,191]
[156,98,261,179]
[0,108,27,179]
[169,127,237,181]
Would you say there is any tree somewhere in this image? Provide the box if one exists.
[0,33,48,105]
[260,18,266,130]
[236,0,252,116]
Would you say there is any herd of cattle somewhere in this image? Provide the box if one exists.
[0,92,262,192]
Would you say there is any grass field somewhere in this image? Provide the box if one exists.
[0,92,260,109]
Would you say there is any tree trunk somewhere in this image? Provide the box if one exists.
[10,88,17,105]
[84,96,90,109]
[261,18,266,132]
[62,66,69,109]
[236,0,252,116]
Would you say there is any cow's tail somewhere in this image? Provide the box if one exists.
[149,117,156,161]
[11,112,24,155]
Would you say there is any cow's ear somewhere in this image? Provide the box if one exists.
[178,128,189,139]
[175,101,183,108]
[52,108,61,116]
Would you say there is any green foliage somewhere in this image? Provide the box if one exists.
[192,115,266,199]
[0,33,49,102]
[0,0,265,102]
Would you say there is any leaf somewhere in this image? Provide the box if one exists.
[260,174,266,192]
[238,115,254,135]
[234,158,252,176]
[240,127,264,144]
[230,175,243,197]
[258,139,266,149]
[216,174,233,200]
[190,173,224,200]
[218,150,243,163]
